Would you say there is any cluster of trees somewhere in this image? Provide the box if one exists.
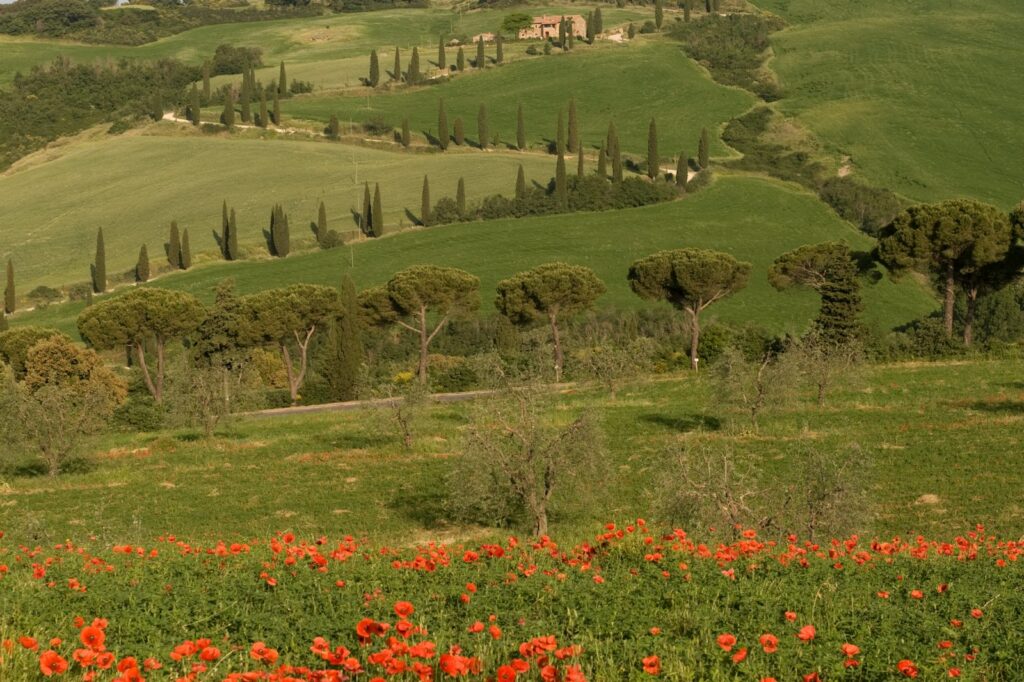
[0,0,323,45]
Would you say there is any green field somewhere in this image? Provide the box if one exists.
[279,40,754,157]
[10,175,936,336]
[2,358,1021,543]
[753,0,1024,208]
[0,5,652,85]
[0,129,561,292]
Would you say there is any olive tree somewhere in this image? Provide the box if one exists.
[77,288,206,404]
[13,336,127,475]
[241,284,340,404]
[0,326,71,379]
[495,262,605,382]
[628,249,751,370]
[768,242,863,345]
[359,266,479,384]
[877,199,1016,345]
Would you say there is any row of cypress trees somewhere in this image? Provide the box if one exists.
[367,33,508,88]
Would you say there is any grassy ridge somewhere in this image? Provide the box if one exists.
[11,175,936,336]
[0,129,560,292]
[752,0,1024,208]
[280,40,754,158]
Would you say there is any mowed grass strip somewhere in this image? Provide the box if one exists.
[752,0,1024,208]
[10,175,935,336]
[282,40,754,158]
[1,358,1019,543]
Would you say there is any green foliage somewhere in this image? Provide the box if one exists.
[368,49,380,86]
[769,242,863,344]
[0,326,70,378]
[179,228,192,270]
[647,118,658,179]
[371,184,384,237]
[501,12,533,35]
[453,117,465,146]
[477,103,489,149]
[135,244,150,283]
[408,46,420,84]
[270,204,291,257]
[670,13,785,100]
[317,275,365,402]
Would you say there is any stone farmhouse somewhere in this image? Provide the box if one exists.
[518,15,587,40]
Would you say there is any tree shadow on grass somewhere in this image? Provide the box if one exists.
[2,456,94,478]
[995,381,1024,390]
[385,486,450,529]
[968,400,1024,415]
[639,413,722,433]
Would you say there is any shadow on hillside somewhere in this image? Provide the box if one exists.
[969,400,1024,415]
[2,456,94,479]
[995,381,1024,390]
[386,487,448,529]
[639,413,722,433]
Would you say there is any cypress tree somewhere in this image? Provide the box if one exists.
[222,89,235,128]
[361,183,372,235]
[135,244,150,283]
[180,229,192,269]
[438,35,446,71]
[586,12,594,43]
[168,221,181,269]
[555,152,568,210]
[676,151,688,189]
[655,0,664,29]
[280,209,290,256]
[393,47,401,82]
[576,139,585,177]
[698,127,710,169]
[258,88,268,128]
[705,0,711,13]
[454,117,465,145]
[559,17,567,50]
[457,46,465,72]
[556,109,565,155]
[240,75,251,123]
[202,61,211,102]
[328,114,340,138]
[421,175,431,226]
[647,117,658,179]
[612,138,623,184]
[567,21,574,49]
[371,184,383,237]
[93,228,106,294]
[401,117,411,147]
[273,89,282,126]
[476,36,485,69]
[228,208,239,260]
[322,274,365,402]
[597,146,607,177]
[515,165,526,200]
[496,35,504,64]
[567,97,579,154]
[456,178,466,215]
[438,98,449,150]
[477,103,489,149]
[409,46,420,84]
[190,85,201,126]
[594,7,604,33]
[627,22,636,39]
[516,103,526,150]
[0,312,6,332]
[278,61,287,95]
[684,0,691,22]
[4,259,14,314]
[369,49,380,86]
[317,201,328,247]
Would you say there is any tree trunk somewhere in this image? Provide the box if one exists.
[533,504,548,537]
[963,286,978,346]
[943,264,955,337]
[689,308,700,371]
[155,337,165,404]
[281,344,298,405]
[549,311,563,383]
[417,306,429,385]
[135,342,160,403]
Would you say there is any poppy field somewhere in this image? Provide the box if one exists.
[1,521,1023,681]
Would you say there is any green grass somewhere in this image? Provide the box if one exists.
[281,40,753,158]
[9,174,936,336]
[752,0,1024,208]
[1,358,1021,543]
[0,128,560,292]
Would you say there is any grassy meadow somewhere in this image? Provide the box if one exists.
[2,358,1021,544]
[753,0,1024,208]
[7,175,937,337]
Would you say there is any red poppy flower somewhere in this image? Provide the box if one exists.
[200,646,220,661]
[80,626,105,652]
[642,654,660,675]
[841,643,860,657]
[797,625,816,642]
[897,660,919,678]
[39,650,69,677]
[394,601,415,618]
[732,647,748,663]
[716,633,736,652]
[759,634,778,654]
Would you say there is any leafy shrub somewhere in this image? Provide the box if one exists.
[819,177,902,236]
[639,20,658,33]
[211,44,264,75]
[363,114,393,136]
[112,396,165,432]
[289,79,314,95]
[26,285,62,308]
